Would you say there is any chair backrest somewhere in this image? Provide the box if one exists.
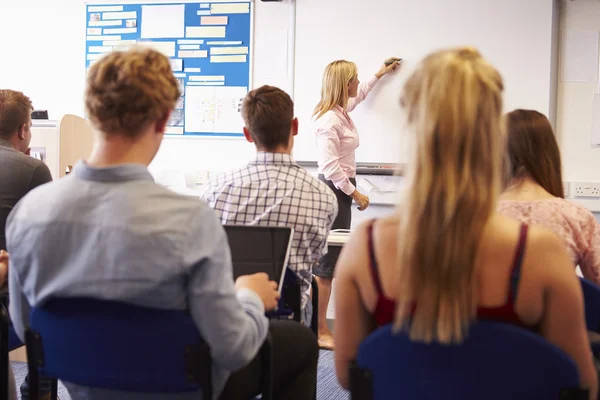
[28,297,210,394]
[353,322,585,400]
[580,278,600,332]
[224,225,292,285]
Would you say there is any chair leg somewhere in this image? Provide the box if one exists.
[0,305,9,400]
[25,330,40,400]
[311,276,319,336]
[51,378,58,400]
[259,333,273,400]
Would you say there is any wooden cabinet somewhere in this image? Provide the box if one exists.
[30,115,93,179]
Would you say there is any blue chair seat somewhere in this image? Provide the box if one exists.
[579,278,600,355]
[27,298,210,394]
[8,325,23,351]
[351,321,588,400]
[26,297,272,400]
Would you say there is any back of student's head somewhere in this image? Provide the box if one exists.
[396,47,504,344]
[505,109,564,198]
[241,85,294,151]
[85,47,180,139]
[0,90,33,140]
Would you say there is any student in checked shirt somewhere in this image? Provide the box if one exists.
[201,85,339,330]
[312,58,400,349]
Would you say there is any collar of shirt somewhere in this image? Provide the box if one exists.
[73,160,154,183]
[333,105,351,121]
[0,138,16,150]
[249,152,298,167]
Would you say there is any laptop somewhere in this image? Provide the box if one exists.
[223,225,293,294]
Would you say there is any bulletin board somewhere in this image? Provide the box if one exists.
[85,1,252,137]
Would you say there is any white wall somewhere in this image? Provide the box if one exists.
[0,0,294,177]
[557,0,600,212]
[558,1,600,182]
[292,0,557,164]
[2,0,600,206]
[151,0,294,176]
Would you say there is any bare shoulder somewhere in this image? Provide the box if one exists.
[526,223,569,258]
[521,222,576,283]
[335,215,400,279]
[492,213,562,252]
[334,220,372,279]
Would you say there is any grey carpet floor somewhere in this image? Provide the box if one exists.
[11,350,349,400]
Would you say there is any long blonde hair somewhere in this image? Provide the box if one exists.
[313,60,358,120]
[395,47,504,344]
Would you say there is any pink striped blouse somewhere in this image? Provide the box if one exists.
[313,76,379,195]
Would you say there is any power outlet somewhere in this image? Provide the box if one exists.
[572,182,600,198]
[194,170,210,184]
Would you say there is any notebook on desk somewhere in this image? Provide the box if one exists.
[223,225,293,294]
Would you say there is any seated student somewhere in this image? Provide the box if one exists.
[0,251,16,400]
[6,48,318,400]
[498,109,600,284]
[201,85,338,325]
[0,89,53,400]
[0,89,52,258]
[332,47,597,397]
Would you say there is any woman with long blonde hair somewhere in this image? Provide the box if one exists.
[313,57,399,349]
[333,47,597,397]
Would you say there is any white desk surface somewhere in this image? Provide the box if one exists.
[327,230,350,246]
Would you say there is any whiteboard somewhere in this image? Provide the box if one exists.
[292,0,556,164]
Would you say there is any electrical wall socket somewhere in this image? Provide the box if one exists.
[194,170,210,184]
[572,182,600,198]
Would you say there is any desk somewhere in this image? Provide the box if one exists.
[325,230,350,320]
[327,229,350,247]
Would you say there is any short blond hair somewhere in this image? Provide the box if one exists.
[313,60,358,120]
[85,47,180,138]
[0,90,33,139]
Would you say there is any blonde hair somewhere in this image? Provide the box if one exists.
[313,60,358,120]
[0,90,33,139]
[85,47,181,138]
[395,47,504,344]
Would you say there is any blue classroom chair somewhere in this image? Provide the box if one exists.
[25,297,273,400]
[581,277,600,332]
[350,322,588,400]
[580,277,600,355]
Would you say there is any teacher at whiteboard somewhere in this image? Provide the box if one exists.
[312,58,400,349]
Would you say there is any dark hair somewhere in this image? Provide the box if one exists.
[85,47,180,138]
[505,109,564,198]
[241,86,293,150]
[0,90,33,139]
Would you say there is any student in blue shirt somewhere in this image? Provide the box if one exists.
[6,47,318,400]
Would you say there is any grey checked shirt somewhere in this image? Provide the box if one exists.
[200,152,338,317]
[7,161,268,400]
